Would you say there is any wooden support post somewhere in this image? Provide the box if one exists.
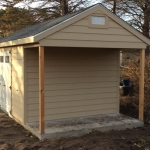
[39,46,45,133]
[139,49,145,121]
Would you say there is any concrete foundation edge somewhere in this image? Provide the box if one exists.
[41,120,144,140]
[9,113,144,140]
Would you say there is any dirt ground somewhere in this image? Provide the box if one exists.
[0,107,150,150]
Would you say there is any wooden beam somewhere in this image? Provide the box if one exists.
[139,49,145,121]
[39,46,45,133]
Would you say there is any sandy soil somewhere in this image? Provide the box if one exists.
[0,107,150,150]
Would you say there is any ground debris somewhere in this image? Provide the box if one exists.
[0,107,150,150]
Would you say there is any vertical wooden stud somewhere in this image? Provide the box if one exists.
[139,49,145,121]
[39,46,45,133]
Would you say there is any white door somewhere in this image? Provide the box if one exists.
[0,50,11,113]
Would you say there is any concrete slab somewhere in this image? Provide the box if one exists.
[27,113,144,140]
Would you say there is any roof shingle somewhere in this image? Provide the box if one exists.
[0,5,93,43]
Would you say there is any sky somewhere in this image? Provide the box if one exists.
[0,0,103,9]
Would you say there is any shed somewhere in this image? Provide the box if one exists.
[0,3,149,139]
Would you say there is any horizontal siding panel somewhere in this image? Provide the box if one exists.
[44,49,117,56]
[27,65,118,73]
[61,25,132,35]
[26,52,38,56]
[12,60,23,66]
[12,95,23,104]
[73,19,122,28]
[27,51,117,60]
[12,105,23,114]
[44,56,117,60]
[27,60,38,66]
[45,92,117,102]
[12,91,23,98]
[12,98,23,108]
[26,48,119,122]
[48,33,141,42]
[12,67,23,74]
[12,87,24,94]
[27,70,117,78]
[28,103,117,116]
[28,98,117,110]
[12,77,23,83]
[27,76,117,85]
[27,91,117,100]
[94,10,104,14]
[27,108,118,122]
[12,71,23,78]
[12,84,24,92]
[12,54,23,60]
[28,82,117,91]
[40,39,146,49]
[12,111,23,122]
[11,47,23,54]
[28,91,38,98]
[45,87,118,96]
[27,56,117,61]
[12,65,23,72]
[27,59,117,66]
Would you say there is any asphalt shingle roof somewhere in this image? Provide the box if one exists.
[0,5,95,43]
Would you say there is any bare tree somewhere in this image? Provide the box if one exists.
[27,0,91,21]
[102,0,150,55]
[102,0,150,38]
[0,0,92,36]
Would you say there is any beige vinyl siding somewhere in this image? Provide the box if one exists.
[26,47,119,122]
[11,46,24,123]
[40,13,147,49]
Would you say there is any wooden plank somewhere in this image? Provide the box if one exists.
[39,46,45,133]
[139,49,145,121]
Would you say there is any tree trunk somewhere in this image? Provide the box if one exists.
[61,0,68,15]
[143,11,149,38]
[143,8,150,56]
[112,0,116,14]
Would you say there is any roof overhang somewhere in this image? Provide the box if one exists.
[0,4,150,48]
[0,36,34,48]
